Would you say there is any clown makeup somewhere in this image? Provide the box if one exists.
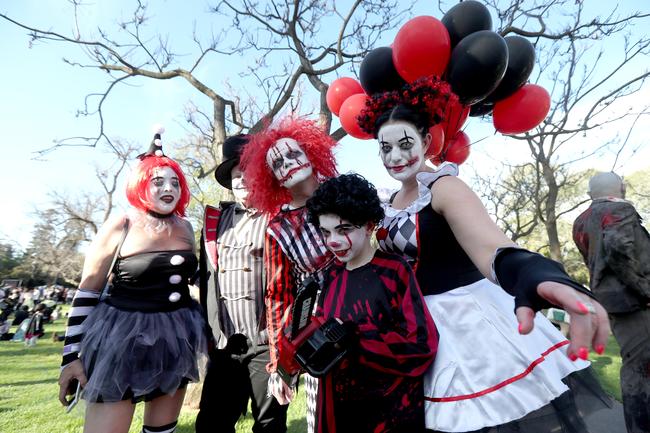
[318,214,373,269]
[266,138,313,188]
[230,165,249,204]
[147,166,181,215]
[377,121,428,182]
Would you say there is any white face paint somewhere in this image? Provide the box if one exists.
[377,121,427,182]
[230,165,249,204]
[148,166,181,215]
[318,214,370,267]
[266,138,313,188]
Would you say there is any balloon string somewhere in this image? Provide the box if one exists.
[467,134,491,148]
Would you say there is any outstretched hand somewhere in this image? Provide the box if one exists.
[58,359,87,406]
[516,281,610,361]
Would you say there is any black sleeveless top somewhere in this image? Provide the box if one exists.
[378,167,483,295]
[107,250,198,312]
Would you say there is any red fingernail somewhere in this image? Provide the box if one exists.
[595,344,605,355]
[568,352,578,361]
[518,323,523,334]
[576,301,589,314]
[578,347,589,360]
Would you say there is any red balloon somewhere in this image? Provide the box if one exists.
[440,100,470,141]
[339,93,373,140]
[426,124,445,157]
[493,84,551,134]
[326,77,364,116]
[393,16,451,82]
[443,131,471,165]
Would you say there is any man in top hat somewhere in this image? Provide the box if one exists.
[195,135,288,433]
[573,171,650,433]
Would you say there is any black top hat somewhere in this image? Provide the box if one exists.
[215,134,249,189]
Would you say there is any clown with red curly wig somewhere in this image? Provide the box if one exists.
[57,126,206,433]
[240,117,337,433]
[241,117,337,214]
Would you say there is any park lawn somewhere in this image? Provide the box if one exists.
[0,315,307,433]
[0,311,621,433]
[588,334,623,401]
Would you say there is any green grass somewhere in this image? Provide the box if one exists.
[588,334,623,401]
[0,311,622,433]
[0,313,307,433]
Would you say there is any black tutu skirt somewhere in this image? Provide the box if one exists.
[80,300,207,403]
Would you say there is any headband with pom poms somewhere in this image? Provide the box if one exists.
[137,124,166,159]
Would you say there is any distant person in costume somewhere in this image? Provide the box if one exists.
[573,172,650,433]
[24,303,45,346]
[240,117,337,433]
[356,76,614,433]
[195,135,289,433]
[57,126,206,433]
[306,173,438,433]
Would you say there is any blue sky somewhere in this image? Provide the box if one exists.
[1,0,648,249]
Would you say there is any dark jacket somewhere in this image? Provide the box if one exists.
[573,198,650,313]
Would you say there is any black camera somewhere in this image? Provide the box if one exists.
[294,317,352,377]
[276,277,355,384]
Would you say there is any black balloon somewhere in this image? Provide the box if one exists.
[469,101,494,117]
[359,47,405,95]
[486,36,536,102]
[442,0,493,48]
[447,30,508,105]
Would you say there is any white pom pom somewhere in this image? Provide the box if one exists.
[151,123,165,135]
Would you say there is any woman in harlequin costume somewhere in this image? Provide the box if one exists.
[306,173,438,433]
[57,127,207,433]
[355,78,613,433]
[240,117,337,433]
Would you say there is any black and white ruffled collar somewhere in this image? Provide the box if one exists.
[383,162,459,217]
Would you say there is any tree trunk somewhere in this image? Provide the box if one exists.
[542,161,563,262]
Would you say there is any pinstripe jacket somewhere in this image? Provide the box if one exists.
[200,202,269,349]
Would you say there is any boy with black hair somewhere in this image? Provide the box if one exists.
[306,173,438,433]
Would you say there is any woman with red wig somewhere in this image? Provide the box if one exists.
[57,127,206,433]
[240,117,337,433]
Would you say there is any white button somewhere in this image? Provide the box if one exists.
[155,149,163,157]
[170,255,185,266]
[169,275,182,284]
[168,292,181,302]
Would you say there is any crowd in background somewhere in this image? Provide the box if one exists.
[0,284,71,343]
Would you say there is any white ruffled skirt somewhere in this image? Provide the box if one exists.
[423,278,590,432]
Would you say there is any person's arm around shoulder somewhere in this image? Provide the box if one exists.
[57,213,127,406]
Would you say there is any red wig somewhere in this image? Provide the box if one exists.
[240,117,338,214]
[125,156,191,217]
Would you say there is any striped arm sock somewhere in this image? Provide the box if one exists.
[61,289,100,367]
[142,421,177,433]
